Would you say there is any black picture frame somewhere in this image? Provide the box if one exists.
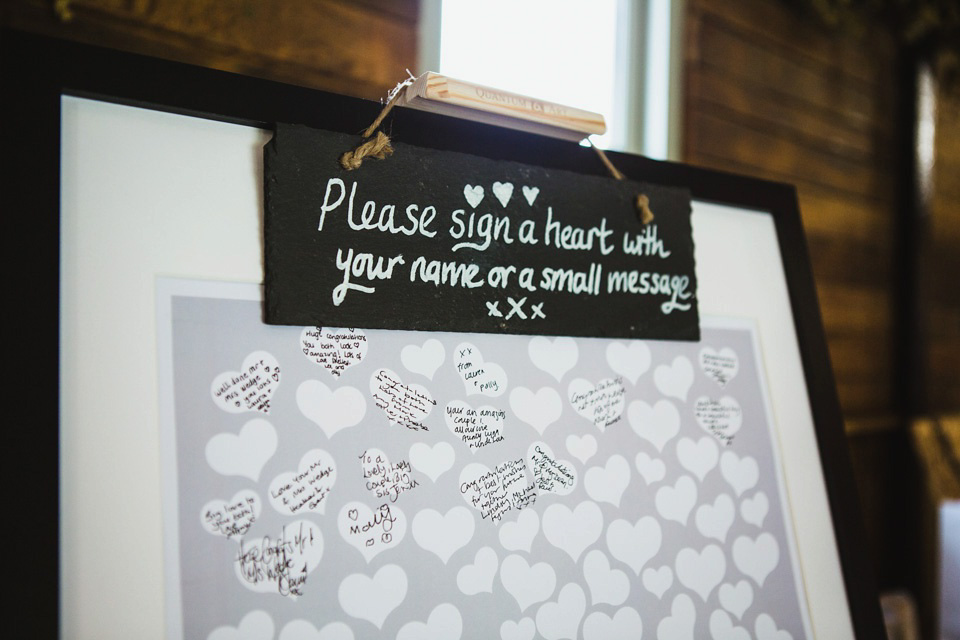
[1,28,884,638]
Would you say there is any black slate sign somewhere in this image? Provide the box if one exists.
[264,124,698,340]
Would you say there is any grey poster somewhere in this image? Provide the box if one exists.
[161,281,812,640]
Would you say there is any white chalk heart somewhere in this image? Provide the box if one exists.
[528,336,578,382]
[205,418,277,481]
[700,347,739,388]
[740,491,770,527]
[338,564,407,629]
[606,341,652,385]
[201,489,262,539]
[566,433,598,465]
[635,452,666,485]
[337,501,406,563]
[510,386,563,434]
[235,520,323,596]
[412,506,475,563]
[401,338,446,380]
[370,368,436,431]
[675,544,726,601]
[695,493,735,543]
[269,448,337,515]
[718,580,754,620]
[655,475,698,526]
[583,549,630,606]
[492,181,514,207]
[694,396,743,445]
[606,515,662,574]
[455,342,507,396]
[654,355,694,401]
[211,350,281,414]
[629,399,680,452]
[720,451,759,497]
[460,460,534,522]
[396,603,462,640]
[499,509,540,553]
[296,380,366,438]
[641,565,673,599]
[568,377,626,431]
[535,583,586,640]
[445,400,505,451]
[676,436,720,482]
[584,455,630,507]
[709,609,750,640]
[457,546,499,595]
[464,184,484,208]
[409,441,456,482]
[732,533,779,586]
[542,501,603,562]
[300,327,367,377]
[522,185,540,206]
[501,554,556,613]
[528,441,578,496]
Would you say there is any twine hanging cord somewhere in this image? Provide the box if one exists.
[340,73,416,170]
[591,142,655,225]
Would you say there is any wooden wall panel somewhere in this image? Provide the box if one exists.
[0,0,419,100]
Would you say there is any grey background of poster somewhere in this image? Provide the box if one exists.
[168,293,809,638]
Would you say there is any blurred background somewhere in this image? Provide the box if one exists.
[3,0,957,637]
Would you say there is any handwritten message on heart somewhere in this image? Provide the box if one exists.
[211,350,281,414]
[269,449,337,516]
[338,501,406,563]
[370,368,436,431]
[700,347,739,387]
[459,459,536,522]
[455,343,507,397]
[234,520,323,597]
[694,396,743,445]
[445,400,505,451]
[527,442,577,496]
[301,327,368,377]
[360,448,420,503]
[568,377,625,430]
[201,489,262,539]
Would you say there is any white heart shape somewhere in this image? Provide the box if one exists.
[754,613,794,640]
[205,418,277,481]
[370,368,436,431]
[740,491,770,527]
[635,452,666,485]
[695,493,735,543]
[412,506,475,563]
[709,609,749,640]
[499,509,540,553]
[359,448,419,502]
[642,565,673,599]
[528,441,577,496]
[568,377,626,431]
[720,451,759,497]
[732,533,779,586]
[500,618,536,640]
[542,501,603,562]
[269,449,337,515]
[582,607,642,640]
[397,603,462,640]
[606,341,652,384]
[446,400,505,451]
[510,387,562,434]
[338,564,407,629]
[277,620,354,640]
[522,185,540,206]
[694,396,743,445]
[297,380,366,438]
[584,455,630,507]
[676,436,719,482]
[201,489,262,539]
[528,336,578,382]
[492,181,514,207]
[629,399,680,452]
[208,610,275,640]
[300,327,368,377]
[500,554,556,613]
[654,356,693,401]
[455,343,507,396]
[235,520,323,595]
[464,184,484,208]
[211,350,281,414]
[657,593,696,640]
[606,515,662,574]
[401,338,446,380]
[718,580,754,620]
[566,434,598,465]
[457,546,498,595]
[583,549,630,606]
[700,347,739,387]
[535,583,586,640]
[675,544,726,601]
[655,475,697,526]
[460,460,534,521]
[410,441,456,482]
[337,501,406,562]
